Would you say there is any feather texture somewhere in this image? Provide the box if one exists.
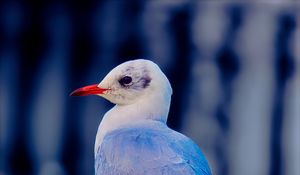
[95,121,211,175]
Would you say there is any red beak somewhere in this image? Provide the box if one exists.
[70,84,109,96]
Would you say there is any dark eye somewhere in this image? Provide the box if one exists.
[119,76,132,86]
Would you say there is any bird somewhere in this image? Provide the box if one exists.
[70,59,211,175]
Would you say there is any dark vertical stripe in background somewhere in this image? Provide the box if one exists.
[167,5,191,131]
[271,14,296,175]
[0,1,299,175]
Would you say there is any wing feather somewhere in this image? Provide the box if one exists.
[95,124,211,175]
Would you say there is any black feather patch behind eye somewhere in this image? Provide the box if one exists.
[119,76,132,86]
[141,76,151,88]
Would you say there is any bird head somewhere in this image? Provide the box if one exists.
[70,59,172,105]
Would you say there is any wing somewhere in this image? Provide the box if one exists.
[95,124,211,175]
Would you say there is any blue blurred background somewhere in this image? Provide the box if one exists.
[0,1,299,175]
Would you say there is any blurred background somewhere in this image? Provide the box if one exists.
[0,1,299,175]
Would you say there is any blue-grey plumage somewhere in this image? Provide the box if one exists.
[95,121,211,175]
[71,59,212,175]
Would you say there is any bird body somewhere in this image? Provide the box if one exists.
[96,121,211,175]
[71,59,211,175]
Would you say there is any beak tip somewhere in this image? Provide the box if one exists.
[70,89,88,97]
[69,90,78,97]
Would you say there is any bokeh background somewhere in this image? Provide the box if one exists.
[0,1,299,175]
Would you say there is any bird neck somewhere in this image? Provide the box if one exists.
[103,91,171,133]
[94,91,171,155]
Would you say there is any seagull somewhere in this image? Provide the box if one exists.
[70,59,211,175]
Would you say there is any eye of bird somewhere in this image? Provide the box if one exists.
[119,76,132,86]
